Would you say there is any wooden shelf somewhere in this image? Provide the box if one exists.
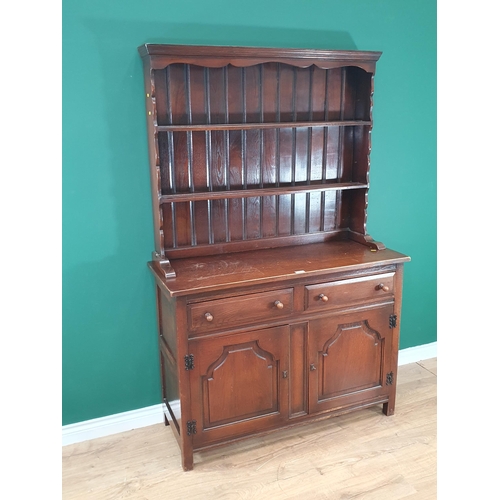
[156,120,371,132]
[159,182,368,204]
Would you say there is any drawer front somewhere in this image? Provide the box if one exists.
[188,288,294,333]
[305,272,394,311]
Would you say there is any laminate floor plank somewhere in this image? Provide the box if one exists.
[62,358,437,499]
[417,358,437,376]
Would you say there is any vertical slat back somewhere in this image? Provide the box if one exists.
[152,62,372,256]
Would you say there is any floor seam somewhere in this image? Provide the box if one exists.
[416,360,437,377]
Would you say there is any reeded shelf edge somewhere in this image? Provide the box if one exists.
[156,120,372,132]
[159,182,368,204]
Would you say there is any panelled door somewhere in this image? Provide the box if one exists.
[188,325,289,448]
[308,305,395,414]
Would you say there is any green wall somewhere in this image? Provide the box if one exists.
[63,0,436,425]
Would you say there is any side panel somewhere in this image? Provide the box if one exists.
[157,288,180,429]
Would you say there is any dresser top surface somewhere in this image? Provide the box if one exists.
[149,240,409,297]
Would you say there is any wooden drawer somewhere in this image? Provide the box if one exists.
[188,288,294,333]
[305,272,394,311]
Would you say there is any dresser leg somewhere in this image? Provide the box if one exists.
[181,450,194,471]
[383,400,395,416]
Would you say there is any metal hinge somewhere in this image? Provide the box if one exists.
[386,372,394,385]
[389,314,397,329]
[184,354,194,370]
[187,420,197,436]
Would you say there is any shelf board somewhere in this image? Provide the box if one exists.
[159,182,368,204]
[156,120,371,132]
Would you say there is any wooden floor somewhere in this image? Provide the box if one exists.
[62,358,436,499]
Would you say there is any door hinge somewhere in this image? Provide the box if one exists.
[386,372,394,385]
[187,420,197,436]
[184,354,194,370]
[389,314,397,329]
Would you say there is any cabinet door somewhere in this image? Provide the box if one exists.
[189,325,289,448]
[308,305,394,414]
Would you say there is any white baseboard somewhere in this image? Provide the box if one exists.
[398,341,437,366]
[62,404,164,446]
[62,342,437,447]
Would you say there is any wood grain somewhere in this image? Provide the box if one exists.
[62,359,436,499]
[149,240,410,297]
[141,46,379,258]
[138,44,411,475]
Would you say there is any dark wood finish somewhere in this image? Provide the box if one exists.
[304,272,395,312]
[149,240,407,296]
[157,120,371,132]
[189,325,289,448]
[138,44,410,470]
[308,305,394,415]
[159,181,368,203]
[187,288,294,333]
[141,44,380,260]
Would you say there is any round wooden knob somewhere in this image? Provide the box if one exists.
[274,300,284,310]
[376,284,389,292]
[204,312,214,322]
[319,293,329,302]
